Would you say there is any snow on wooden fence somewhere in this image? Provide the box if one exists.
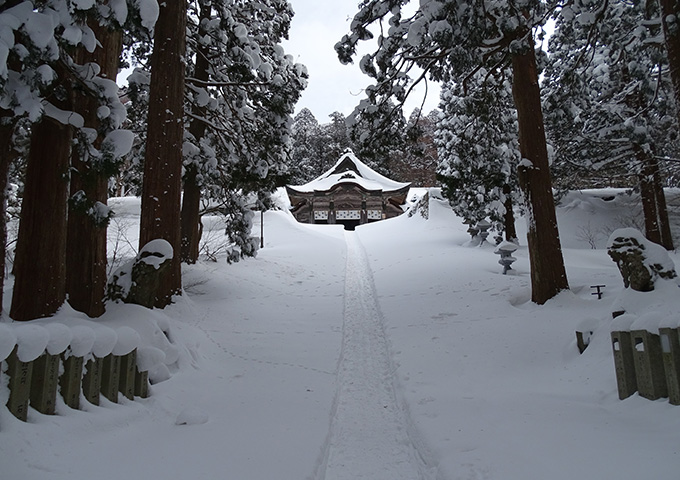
[0,323,154,425]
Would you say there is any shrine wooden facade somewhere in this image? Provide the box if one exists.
[286,151,411,230]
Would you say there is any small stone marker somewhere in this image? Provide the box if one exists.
[101,354,121,403]
[30,352,60,415]
[611,331,637,400]
[135,368,149,398]
[631,330,667,400]
[5,347,33,421]
[576,331,593,354]
[82,357,103,406]
[659,327,680,405]
[119,350,137,400]
[59,353,84,410]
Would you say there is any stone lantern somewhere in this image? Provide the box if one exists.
[494,240,518,274]
[476,219,492,244]
[463,219,478,241]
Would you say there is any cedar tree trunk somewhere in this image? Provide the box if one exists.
[11,116,71,320]
[511,43,569,304]
[0,113,15,313]
[180,0,211,264]
[66,25,123,317]
[653,167,674,250]
[180,166,202,263]
[636,146,674,249]
[502,184,518,242]
[636,146,662,245]
[660,0,680,129]
[139,0,187,307]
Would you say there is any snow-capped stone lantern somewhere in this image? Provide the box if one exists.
[476,219,492,244]
[495,241,518,274]
[463,219,479,241]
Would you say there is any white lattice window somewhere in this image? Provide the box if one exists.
[336,210,361,220]
[367,210,381,220]
[314,210,329,220]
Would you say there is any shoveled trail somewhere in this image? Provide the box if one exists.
[317,231,435,480]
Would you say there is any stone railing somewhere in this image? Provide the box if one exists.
[1,323,153,425]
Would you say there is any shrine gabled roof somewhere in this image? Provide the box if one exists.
[287,150,411,194]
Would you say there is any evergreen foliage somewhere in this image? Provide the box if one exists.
[436,68,520,234]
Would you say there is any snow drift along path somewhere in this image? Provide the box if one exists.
[318,232,433,480]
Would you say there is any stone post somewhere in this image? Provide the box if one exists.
[659,327,680,405]
[576,330,593,354]
[30,352,60,415]
[631,329,668,400]
[59,353,84,410]
[119,349,137,400]
[611,331,637,399]
[101,354,121,403]
[5,347,33,421]
[135,369,150,398]
[82,357,103,406]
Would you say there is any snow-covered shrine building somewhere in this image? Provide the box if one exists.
[286,150,411,230]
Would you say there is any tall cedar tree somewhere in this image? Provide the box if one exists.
[140,0,186,306]
[337,0,568,304]
[11,106,71,321]
[544,0,675,249]
[660,0,680,130]
[2,1,138,320]
[511,39,567,302]
[436,71,520,240]
[66,24,123,317]
[178,0,305,264]
[180,0,210,264]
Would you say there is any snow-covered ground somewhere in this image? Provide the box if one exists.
[2,188,680,479]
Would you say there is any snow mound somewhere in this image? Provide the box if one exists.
[15,324,49,362]
[175,407,209,426]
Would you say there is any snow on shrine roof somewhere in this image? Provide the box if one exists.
[288,150,411,194]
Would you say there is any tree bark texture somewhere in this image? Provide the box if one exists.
[180,167,202,263]
[652,168,674,250]
[635,147,674,249]
[511,45,569,304]
[66,25,123,317]
[502,184,518,242]
[139,0,187,307]
[636,146,662,245]
[0,113,16,314]
[180,1,211,264]
[11,117,71,321]
[660,0,680,129]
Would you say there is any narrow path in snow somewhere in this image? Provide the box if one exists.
[318,232,432,480]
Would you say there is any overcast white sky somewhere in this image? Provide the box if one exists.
[283,0,441,122]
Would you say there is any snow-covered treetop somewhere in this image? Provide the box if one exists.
[288,150,411,193]
[0,0,156,123]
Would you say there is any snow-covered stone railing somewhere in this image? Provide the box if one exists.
[0,323,156,424]
[609,314,680,405]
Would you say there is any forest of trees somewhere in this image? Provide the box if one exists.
[289,107,438,186]
[2,0,680,322]
[0,0,306,320]
[337,0,680,304]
